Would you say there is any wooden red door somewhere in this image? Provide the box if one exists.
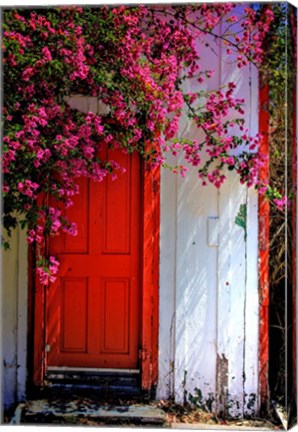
[46,149,141,369]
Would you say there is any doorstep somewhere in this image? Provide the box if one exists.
[10,398,167,426]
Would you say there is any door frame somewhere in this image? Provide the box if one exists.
[258,77,269,408]
[29,161,160,393]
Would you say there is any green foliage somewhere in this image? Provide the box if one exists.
[235,203,247,242]
[260,3,296,404]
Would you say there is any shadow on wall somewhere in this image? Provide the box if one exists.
[172,165,257,417]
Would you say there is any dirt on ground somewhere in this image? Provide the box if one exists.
[4,396,284,429]
[151,399,282,430]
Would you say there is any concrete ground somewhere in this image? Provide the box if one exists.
[8,398,284,430]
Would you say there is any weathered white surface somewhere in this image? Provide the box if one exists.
[2,225,28,410]
[217,172,247,417]
[2,228,18,410]
[158,12,259,416]
[158,152,177,400]
[243,63,259,417]
[22,400,166,425]
[16,228,28,402]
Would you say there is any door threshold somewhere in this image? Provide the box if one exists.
[46,366,140,374]
[44,366,141,398]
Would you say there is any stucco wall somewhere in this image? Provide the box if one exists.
[157,25,259,417]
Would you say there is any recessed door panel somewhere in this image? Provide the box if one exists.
[61,278,88,352]
[101,278,130,353]
[103,152,131,254]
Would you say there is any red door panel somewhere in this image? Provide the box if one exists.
[46,150,141,369]
[61,277,88,352]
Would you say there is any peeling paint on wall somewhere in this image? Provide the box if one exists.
[158,13,259,416]
[216,353,229,417]
[2,225,28,410]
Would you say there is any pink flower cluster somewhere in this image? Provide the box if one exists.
[18,180,39,198]
[273,196,289,211]
[37,256,60,285]
[27,224,43,244]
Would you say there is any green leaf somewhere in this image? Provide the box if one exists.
[235,203,247,242]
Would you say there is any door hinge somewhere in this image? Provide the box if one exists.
[45,344,51,352]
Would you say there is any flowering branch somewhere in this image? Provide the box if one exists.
[2,4,281,284]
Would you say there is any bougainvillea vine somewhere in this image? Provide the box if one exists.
[3,4,277,284]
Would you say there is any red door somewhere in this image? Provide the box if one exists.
[46,149,141,369]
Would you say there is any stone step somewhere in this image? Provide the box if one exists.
[14,399,167,426]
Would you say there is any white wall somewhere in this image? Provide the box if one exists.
[1,224,28,411]
[157,20,259,417]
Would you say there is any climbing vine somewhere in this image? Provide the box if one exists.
[259,2,296,406]
[3,5,278,283]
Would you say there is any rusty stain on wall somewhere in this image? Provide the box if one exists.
[216,353,229,417]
